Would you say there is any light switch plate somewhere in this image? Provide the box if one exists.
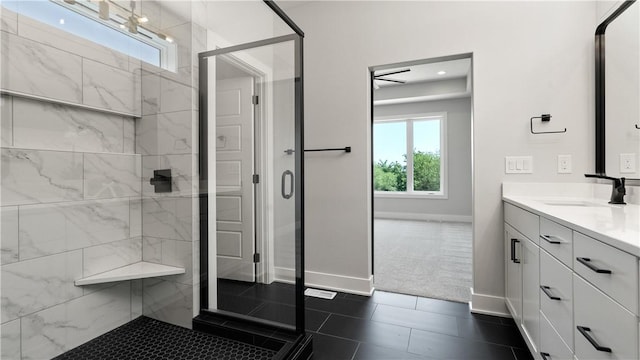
[558,155,572,174]
[505,156,533,174]
[620,153,637,173]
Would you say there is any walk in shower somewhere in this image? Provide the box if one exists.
[0,0,308,359]
[195,3,309,358]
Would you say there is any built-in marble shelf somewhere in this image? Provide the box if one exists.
[75,262,185,286]
[1,89,141,119]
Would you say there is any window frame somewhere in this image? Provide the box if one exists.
[373,112,448,199]
[3,0,176,70]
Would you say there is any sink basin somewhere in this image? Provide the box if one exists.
[542,200,607,207]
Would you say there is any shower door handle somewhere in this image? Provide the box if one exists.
[281,170,294,199]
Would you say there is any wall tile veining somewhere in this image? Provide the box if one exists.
[0,1,203,358]
[0,2,198,359]
[134,0,204,329]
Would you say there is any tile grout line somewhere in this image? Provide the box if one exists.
[510,346,518,360]
[350,341,361,360]
[0,144,142,157]
[316,312,332,333]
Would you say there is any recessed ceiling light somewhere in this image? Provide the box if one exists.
[437,71,446,75]
[59,18,65,25]
[138,16,149,23]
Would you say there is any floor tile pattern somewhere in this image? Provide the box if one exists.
[53,316,277,360]
[307,291,533,360]
[217,280,533,360]
[55,281,534,360]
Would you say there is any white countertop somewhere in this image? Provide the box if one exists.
[503,183,640,257]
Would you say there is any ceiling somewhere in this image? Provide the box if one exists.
[374,58,471,88]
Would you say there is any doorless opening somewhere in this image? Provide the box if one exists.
[370,54,474,303]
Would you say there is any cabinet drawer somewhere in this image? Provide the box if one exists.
[540,312,573,360]
[574,275,638,360]
[505,202,540,244]
[540,250,573,350]
[540,217,573,268]
[573,232,638,314]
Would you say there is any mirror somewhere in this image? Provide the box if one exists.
[596,0,640,177]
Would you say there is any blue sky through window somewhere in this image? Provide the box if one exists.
[2,0,160,66]
[374,118,440,164]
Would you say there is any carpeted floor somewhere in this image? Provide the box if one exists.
[373,219,472,303]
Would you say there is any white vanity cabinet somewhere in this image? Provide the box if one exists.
[505,203,540,353]
[503,199,640,360]
[505,223,523,324]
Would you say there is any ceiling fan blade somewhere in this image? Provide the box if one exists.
[376,78,405,84]
[374,69,410,78]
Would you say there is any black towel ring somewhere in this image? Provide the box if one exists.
[530,114,567,134]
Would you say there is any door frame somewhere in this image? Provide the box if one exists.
[215,55,273,285]
[368,53,474,285]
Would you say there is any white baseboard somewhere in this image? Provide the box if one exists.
[374,211,472,223]
[274,267,374,296]
[470,288,510,317]
[274,267,296,284]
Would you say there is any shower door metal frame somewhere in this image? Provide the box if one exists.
[198,32,305,334]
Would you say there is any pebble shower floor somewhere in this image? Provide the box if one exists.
[53,316,277,360]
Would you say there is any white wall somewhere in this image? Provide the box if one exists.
[287,1,597,309]
[374,97,472,221]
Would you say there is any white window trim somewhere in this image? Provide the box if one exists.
[373,112,448,199]
[20,0,177,70]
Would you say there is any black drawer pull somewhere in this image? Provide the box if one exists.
[540,352,551,360]
[577,326,612,353]
[540,285,561,301]
[511,238,520,263]
[576,257,612,274]
[541,234,562,244]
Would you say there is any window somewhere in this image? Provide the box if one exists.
[2,0,176,70]
[373,114,446,197]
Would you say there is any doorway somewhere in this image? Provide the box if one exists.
[215,56,261,283]
[370,55,474,303]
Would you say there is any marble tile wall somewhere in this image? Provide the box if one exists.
[1,1,202,358]
[12,97,127,153]
[1,31,83,103]
[1,95,12,146]
[137,0,201,326]
[20,282,131,360]
[1,93,143,359]
[0,11,141,116]
[0,18,144,353]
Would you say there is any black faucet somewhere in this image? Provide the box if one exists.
[584,174,626,204]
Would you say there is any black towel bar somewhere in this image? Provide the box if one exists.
[284,147,351,154]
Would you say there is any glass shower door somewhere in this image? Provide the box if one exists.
[199,34,304,332]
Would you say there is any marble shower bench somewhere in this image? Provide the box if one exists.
[75,262,185,286]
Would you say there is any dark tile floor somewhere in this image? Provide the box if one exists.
[308,292,533,360]
[54,316,277,360]
[217,280,534,360]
